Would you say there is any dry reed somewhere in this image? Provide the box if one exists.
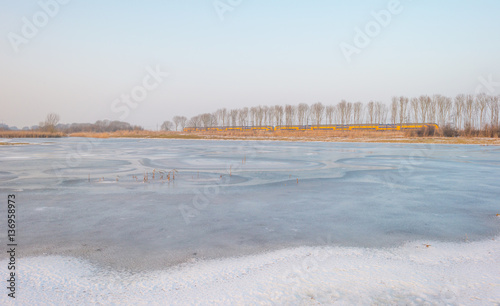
[0,130,65,138]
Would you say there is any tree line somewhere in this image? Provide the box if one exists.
[37,113,144,133]
[58,120,144,133]
[176,94,499,131]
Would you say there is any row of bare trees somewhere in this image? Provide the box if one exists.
[390,94,499,129]
[35,113,144,133]
[187,102,387,128]
[183,94,499,130]
[161,116,188,131]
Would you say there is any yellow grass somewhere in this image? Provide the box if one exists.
[69,131,204,139]
[0,130,65,138]
[182,130,500,145]
[67,129,500,145]
[0,142,30,145]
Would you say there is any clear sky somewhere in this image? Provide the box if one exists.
[1,0,499,129]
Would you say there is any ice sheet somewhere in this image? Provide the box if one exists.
[0,138,499,303]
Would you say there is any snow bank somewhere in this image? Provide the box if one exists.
[2,237,499,305]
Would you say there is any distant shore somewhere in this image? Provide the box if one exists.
[2,130,499,145]
[67,130,500,145]
[69,131,500,145]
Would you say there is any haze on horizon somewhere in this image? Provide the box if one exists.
[1,0,499,129]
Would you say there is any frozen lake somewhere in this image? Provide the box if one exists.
[1,138,499,304]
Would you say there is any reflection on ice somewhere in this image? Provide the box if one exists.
[0,138,499,272]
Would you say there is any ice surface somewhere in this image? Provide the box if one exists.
[0,138,499,303]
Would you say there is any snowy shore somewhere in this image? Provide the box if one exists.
[2,236,499,305]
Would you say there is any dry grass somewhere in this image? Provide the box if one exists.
[70,132,111,138]
[0,142,30,145]
[69,131,204,139]
[186,130,500,145]
[67,129,500,145]
[0,130,65,138]
[190,129,399,138]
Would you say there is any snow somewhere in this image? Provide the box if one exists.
[1,238,499,305]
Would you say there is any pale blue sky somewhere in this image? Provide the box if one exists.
[1,0,499,128]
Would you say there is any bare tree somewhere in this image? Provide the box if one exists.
[285,104,296,126]
[249,107,257,126]
[427,95,437,123]
[375,102,389,123]
[161,120,174,131]
[172,116,182,131]
[215,108,227,127]
[274,105,284,126]
[254,106,264,126]
[334,104,342,124]
[391,97,398,125]
[326,105,335,125]
[374,102,381,124]
[267,107,275,126]
[266,106,275,126]
[270,106,277,126]
[310,102,325,126]
[212,112,219,126]
[297,103,309,126]
[464,94,475,128]
[338,100,347,125]
[41,113,60,132]
[366,101,375,124]
[214,109,221,126]
[444,96,453,125]
[435,95,452,127]
[454,94,465,129]
[238,107,249,126]
[95,120,110,132]
[346,102,354,124]
[410,98,419,122]
[178,116,187,130]
[488,95,499,127]
[46,113,60,126]
[353,102,363,124]
[187,115,201,128]
[229,109,238,126]
[200,113,215,128]
[398,96,409,125]
[476,93,488,128]
[419,95,430,123]
[434,95,445,126]
[262,106,270,126]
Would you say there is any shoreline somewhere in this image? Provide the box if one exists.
[4,231,498,273]
[70,135,500,146]
[66,131,500,145]
[3,135,500,146]
[155,135,500,145]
